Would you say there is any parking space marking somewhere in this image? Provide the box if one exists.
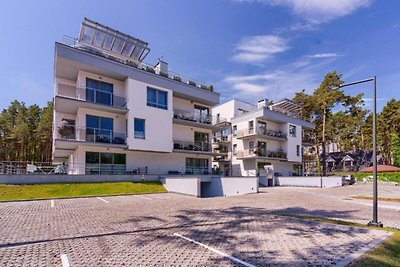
[50,200,54,208]
[173,233,256,267]
[60,254,70,267]
[97,197,109,204]
[134,195,152,200]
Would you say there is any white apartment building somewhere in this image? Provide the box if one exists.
[212,99,315,176]
[52,18,225,175]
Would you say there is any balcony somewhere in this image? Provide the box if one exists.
[236,127,287,141]
[212,135,231,144]
[173,140,211,153]
[236,149,287,160]
[55,125,127,146]
[173,109,227,131]
[213,154,232,162]
[55,83,127,114]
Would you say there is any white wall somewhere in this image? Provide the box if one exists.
[160,177,201,197]
[125,78,173,152]
[286,123,302,163]
[276,176,342,188]
[201,177,258,197]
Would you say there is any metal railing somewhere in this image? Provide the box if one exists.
[0,161,66,175]
[173,109,227,126]
[236,149,287,160]
[56,126,127,145]
[237,127,287,139]
[173,140,211,152]
[57,83,127,109]
[62,35,215,93]
[212,135,231,143]
[213,154,232,162]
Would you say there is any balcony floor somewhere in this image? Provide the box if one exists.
[55,96,128,115]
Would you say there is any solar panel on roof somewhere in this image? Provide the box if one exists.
[77,18,150,64]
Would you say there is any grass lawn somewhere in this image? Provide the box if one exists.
[283,215,400,266]
[0,182,167,201]
[352,196,400,203]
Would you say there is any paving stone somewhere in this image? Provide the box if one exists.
[0,185,396,266]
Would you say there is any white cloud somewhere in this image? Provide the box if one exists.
[222,57,336,102]
[232,35,289,63]
[234,0,372,24]
[233,83,265,94]
[309,53,340,58]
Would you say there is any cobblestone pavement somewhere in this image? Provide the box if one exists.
[0,183,396,266]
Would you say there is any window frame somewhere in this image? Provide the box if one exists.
[134,118,145,139]
[289,124,297,137]
[147,87,168,110]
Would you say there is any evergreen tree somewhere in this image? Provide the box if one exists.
[391,133,400,167]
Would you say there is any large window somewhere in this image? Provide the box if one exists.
[194,131,209,151]
[86,115,113,143]
[296,145,300,156]
[185,158,209,175]
[194,105,210,123]
[134,118,145,139]
[85,152,126,174]
[233,125,237,136]
[86,78,114,106]
[289,124,297,137]
[147,87,168,110]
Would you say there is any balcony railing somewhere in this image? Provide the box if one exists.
[236,149,287,160]
[173,140,211,152]
[173,109,227,126]
[236,127,287,140]
[213,154,232,162]
[56,126,127,145]
[213,135,231,143]
[62,36,215,93]
[57,83,127,109]
[86,163,127,175]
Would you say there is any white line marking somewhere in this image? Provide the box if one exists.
[134,195,152,200]
[50,200,54,208]
[173,233,256,267]
[97,197,109,203]
[60,254,70,267]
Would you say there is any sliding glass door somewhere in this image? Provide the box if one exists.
[86,115,113,143]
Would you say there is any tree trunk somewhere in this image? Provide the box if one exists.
[322,108,327,176]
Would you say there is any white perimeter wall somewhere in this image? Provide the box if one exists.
[276,176,343,188]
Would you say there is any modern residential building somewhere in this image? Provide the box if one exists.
[212,99,315,176]
[52,18,225,175]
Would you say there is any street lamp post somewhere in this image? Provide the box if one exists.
[338,76,382,227]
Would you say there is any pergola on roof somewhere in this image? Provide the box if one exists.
[270,98,302,118]
[78,18,150,64]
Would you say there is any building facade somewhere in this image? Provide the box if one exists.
[212,99,315,176]
[53,18,224,175]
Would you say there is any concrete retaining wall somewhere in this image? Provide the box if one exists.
[0,174,160,184]
[159,177,200,197]
[276,176,342,188]
[201,177,259,197]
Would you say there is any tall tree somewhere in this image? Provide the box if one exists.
[313,72,344,175]
[391,133,400,167]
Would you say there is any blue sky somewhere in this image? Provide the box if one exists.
[0,0,399,111]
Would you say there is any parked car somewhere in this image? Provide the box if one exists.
[342,174,356,185]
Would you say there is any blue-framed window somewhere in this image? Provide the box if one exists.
[134,118,145,139]
[147,87,168,110]
[86,78,114,106]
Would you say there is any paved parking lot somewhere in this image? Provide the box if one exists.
[0,183,397,266]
